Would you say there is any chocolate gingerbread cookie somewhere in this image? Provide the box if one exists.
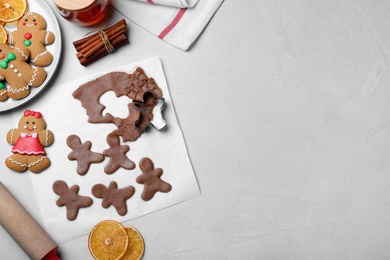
[53,180,93,220]
[103,132,135,174]
[67,135,104,175]
[92,181,135,216]
[136,157,172,201]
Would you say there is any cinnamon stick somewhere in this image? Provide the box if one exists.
[83,39,129,66]
[73,19,129,66]
[78,34,128,66]
[79,25,127,57]
[78,24,127,54]
[73,19,126,49]
[75,29,126,59]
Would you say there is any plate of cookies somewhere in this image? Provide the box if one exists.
[0,0,62,112]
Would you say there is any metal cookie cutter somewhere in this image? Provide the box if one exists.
[151,98,167,130]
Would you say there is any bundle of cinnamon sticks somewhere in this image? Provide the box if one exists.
[73,19,129,66]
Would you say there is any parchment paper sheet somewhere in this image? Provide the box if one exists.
[11,57,200,244]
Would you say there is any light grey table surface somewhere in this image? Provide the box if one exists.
[1,0,390,259]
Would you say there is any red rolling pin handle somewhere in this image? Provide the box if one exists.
[0,182,59,260]
[42,247,60,260]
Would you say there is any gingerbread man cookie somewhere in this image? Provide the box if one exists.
[53,180,93,220]
[67,135,104,175]
[8,12,55,67]
[136,158,172,201]
[103,133,135,174]
[5,110,54,173]
[92,181,135,216]
[0,82,8,101]
[0,44,46,100]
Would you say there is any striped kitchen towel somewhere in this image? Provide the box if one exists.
[110,0,224,51]
[132,0,199,8]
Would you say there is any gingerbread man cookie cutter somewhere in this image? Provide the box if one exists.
[150,98,166,130]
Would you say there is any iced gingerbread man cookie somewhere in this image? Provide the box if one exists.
[0,82,8,101]
[0,43,46,100]
[5,110,54,173]
[8,12,55,67]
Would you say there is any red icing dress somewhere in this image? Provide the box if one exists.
[12,132,45,155]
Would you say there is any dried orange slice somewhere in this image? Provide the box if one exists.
[119,227,145,260]
[0,0,27,23]
[0,24,6,43]
[88,220,129,260]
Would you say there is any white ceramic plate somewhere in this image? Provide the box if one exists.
[0,0,62,112]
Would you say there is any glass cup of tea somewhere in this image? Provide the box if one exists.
[52,0,110,26]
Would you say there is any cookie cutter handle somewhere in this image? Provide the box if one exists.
[0,182,59,260]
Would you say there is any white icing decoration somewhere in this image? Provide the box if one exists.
[14,46,28,60]
[8,85,29,93]
[31,51,48,63]
[45,130,49,146]
[10,129,15,144]
[28,67,38,86]
[7,157,27,168]
[45,31,50,44]
[28,156,47,168]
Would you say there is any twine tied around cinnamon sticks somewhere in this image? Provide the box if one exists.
[98,30,115,53]
[73,19,129,66]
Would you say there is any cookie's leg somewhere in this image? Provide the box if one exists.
[0,87,8,101]
[5,154,28,172]
[7,84,30,100]
[28,155,51,173]
[28,67,47,87]
[31,51,53,67]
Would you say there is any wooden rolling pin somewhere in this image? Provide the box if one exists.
[0,182,59,260]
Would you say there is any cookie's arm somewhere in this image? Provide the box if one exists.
[44,31,55,45]
[13,46,30,62]
[6,129,21,145]
[38,130,54,147]
[38,30,55,45]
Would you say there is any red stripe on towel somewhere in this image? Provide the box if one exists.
[147,0,154,3]
[158,8,187,39]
